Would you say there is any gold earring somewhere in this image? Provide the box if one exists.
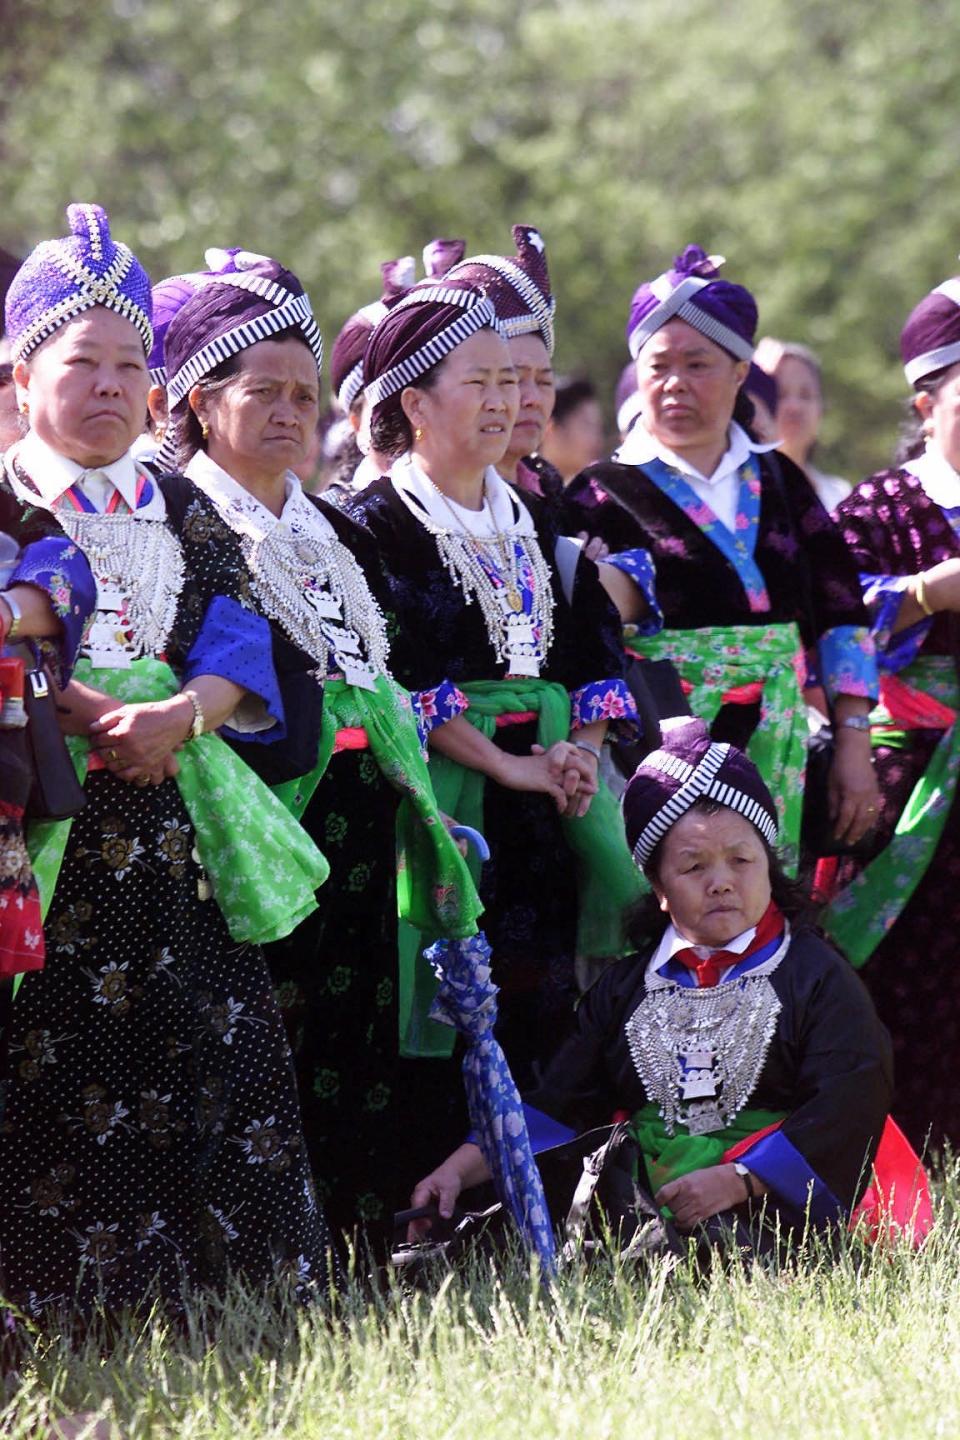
[18,401,28,418]
[414,426,423,442]
[201,420,210,440]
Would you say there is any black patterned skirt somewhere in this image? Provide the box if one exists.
[0,771,334,1316]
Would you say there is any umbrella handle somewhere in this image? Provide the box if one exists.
[450,825,491,862]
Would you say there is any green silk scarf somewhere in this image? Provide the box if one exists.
[625,621,807,869]
[28,656,330,947]
[400,675,645,1058]
[629,1100,787,1203]
[823,655,960,968]
[272,673,482,940]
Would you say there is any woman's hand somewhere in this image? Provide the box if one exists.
[577,532,610,563]
[89,695,194,779]
[407,1142,490,1241]
[828,728,880,846]
[656,1163,763,1229]
[500,740,596,815]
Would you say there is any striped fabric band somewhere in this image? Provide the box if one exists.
[364,293,500,410]
[631,742,778,869]
[627,274,754,362]
[166,285,323,409]
[337,360,365,412]
[12,240,154,363]
[904,338,960,386]
[459,253,556,355]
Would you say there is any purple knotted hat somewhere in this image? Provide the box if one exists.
[147,247,265,387]
[5,203,153,363]
[626,245,757,363]
[163,254,323,416]
[329,255,418,412]
[623,719,778,870]
[362,279,502,421]
[901,273,960,386]
[443,225,556,356]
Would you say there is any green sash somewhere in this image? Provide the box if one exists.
[272,674,482,940]
[629,1100,787,1200]
[400,676,645,1057]
[28,656,329,947]
[625,621,807,868]
[823,656,960,968]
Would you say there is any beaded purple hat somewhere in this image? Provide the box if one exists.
[163,254,323,413]
[901,273,960,386]
[443,225,556,356]
[626,245,757,363]
[362,280,502,418]
[5,203,153,363]
[623,719,778,870]
[147,247,260,388]
[329,255,418,413]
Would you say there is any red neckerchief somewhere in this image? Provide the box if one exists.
[673,900,783,989]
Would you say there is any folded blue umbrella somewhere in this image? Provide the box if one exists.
[425,931,557,1275]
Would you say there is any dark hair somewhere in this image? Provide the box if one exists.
[368,357,444,459]
[624,796,817,951]
[893,366,950,466]
[551,375,596,426]
[0,362,13,389]
[165,326,314,471]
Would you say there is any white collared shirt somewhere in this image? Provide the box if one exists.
[616,420,778,532]
[648,918,760,986]
[904,443,960,511]
[14,430,142,513]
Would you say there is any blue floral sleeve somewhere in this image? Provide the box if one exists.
[183,594,286,742]
[860,572,932,674]
[817,623,879,703]
[414,678,470,746]
[9,536,97,681]
[603,547,663,636]
[570,677,639,731]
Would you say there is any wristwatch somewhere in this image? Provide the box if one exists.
[733,1162,756,1200]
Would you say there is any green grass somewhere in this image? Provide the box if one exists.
[5,1169,960,1440]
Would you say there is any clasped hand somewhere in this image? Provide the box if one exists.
[500,738,598,817]
[88,697,192,786]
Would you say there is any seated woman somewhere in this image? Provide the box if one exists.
[412,720,894,1250]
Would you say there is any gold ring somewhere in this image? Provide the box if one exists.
[135,775,150,787]
[108,748,120,763]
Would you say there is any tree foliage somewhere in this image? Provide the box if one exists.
[3,0,958,476]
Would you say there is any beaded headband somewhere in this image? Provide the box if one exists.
[627,273,755,363]
[165,271,323,409]
[630,742,778,870]
[903,278,960,385]
[364,287,502,411]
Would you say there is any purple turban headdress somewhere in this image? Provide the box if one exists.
[626,245,757,363]
[5,203,153,363]
[329,254,420,413]
[623,719,778,870]
[443,225,556,356]
[362,280,502,419]
[901,272,960,386]
[163,254,323,415]
[147,247,269,388]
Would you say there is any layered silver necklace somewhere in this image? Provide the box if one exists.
[624,934,787,1136]
[189,458,389,690]
[392,457,555,676]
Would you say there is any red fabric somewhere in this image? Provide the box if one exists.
[495,711,538,727]
[811,855,840,904]
[332,726,369,753]
[723,1121,783,1163]
[850,1117,933,1247]
[673,677,763,706]
[880,673,956,732]
[0,798,45,978]
[673,900,784,989]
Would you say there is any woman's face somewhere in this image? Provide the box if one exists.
[14,308,149,467]
[404,327,519,477]
[544,397,605,482]
[196,338,320,485]
[773,355,822,461]
[652,806,772,948]
[503,332,555,467]
[918,361,960,472]
[635,319,748,461]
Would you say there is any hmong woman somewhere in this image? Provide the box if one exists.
[412,720,895,1257]
[0,205,334,1314]
[349,279,644,1089]
[561,245,880,863]
[825,270,960,1153]
[160,253,482,1241]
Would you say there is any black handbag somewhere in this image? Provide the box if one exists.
[23,664,87,822]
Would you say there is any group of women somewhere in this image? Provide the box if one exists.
[0,202,954,1318]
